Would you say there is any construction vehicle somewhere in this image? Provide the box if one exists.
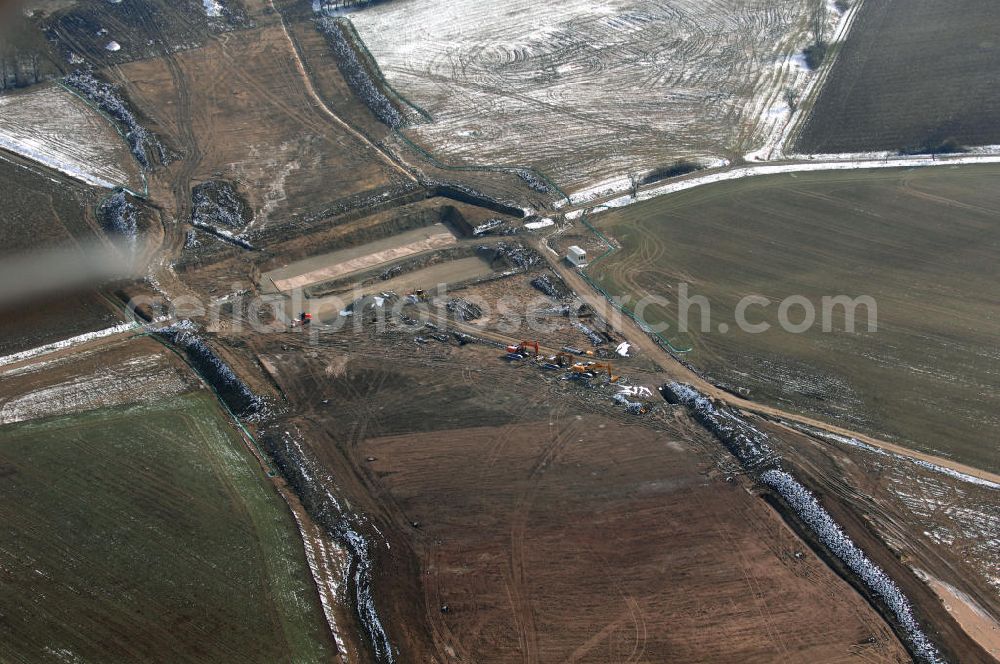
[506,340,540,356]
[406,289,429,303]
[290,312,313,328]
[570,362,620,383]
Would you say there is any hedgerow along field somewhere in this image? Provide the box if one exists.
[795,0,1000,154]
[0,392,335,663]
[589,164,1000,472]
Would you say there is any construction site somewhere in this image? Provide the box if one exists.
[0,0,998,662]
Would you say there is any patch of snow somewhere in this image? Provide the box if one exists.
[524,218,555,230]
[616,341,631,357]
[0,82,140,187]
[0,134,118,188]
[351,0,825,188]
[287,503,350,658]
[789,422,1000,491]
[747,0,864,161]
[203,0,224,17]
[0,353,188,424]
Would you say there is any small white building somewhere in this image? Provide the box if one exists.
[566,245,587,267]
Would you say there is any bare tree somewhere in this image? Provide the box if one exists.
[28,53,40,85]
[628,171,641,199]
[784,87,798,113]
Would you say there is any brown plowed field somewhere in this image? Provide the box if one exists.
[255,334,909,663]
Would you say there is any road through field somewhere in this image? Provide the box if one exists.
[534,234,1000,488]
[570,150,1000,213]
[269,0,416,185]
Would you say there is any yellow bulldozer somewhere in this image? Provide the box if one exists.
[570,362,619,383]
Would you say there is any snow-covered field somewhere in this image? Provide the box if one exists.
[348,0,834,189]
[0,85,138,188]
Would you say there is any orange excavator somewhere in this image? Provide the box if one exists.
[571,362,620,383]
[506,340,540,356]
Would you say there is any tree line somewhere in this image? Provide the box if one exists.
[0,49,48,90]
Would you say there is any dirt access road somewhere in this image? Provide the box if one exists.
[269,0,415,185]
[537,237,1000,487]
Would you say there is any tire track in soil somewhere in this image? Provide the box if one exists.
[268,0,416,184]
[454,362,579,663]
[568,538,649,664]
[716,514,791,660]
[78,2,203,305]
[507,404,579,664]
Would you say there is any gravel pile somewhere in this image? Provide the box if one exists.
[97,190,138,251]
[481,242,541,271]
[574,321,604,347]
[762,469,943,664]
[661,382,776,468]
[154,322,264,418]
[514,168,551,193]
[192,180,252,230]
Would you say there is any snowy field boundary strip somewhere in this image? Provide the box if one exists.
[746,0,865,162]
[585,151,1000,214]
[761,469,944,664]
[285,496,350,660]
[0,134,120,189]
[562,157,732,207]
[787,422,1000,492]
[0,322,137,369]
[267,428,396,663]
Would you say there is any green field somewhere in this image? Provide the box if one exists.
[592,164,1000,472]
[0,392,335,663]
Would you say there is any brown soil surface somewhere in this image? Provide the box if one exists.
[114,23,405,227]
[252,333,911,663]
